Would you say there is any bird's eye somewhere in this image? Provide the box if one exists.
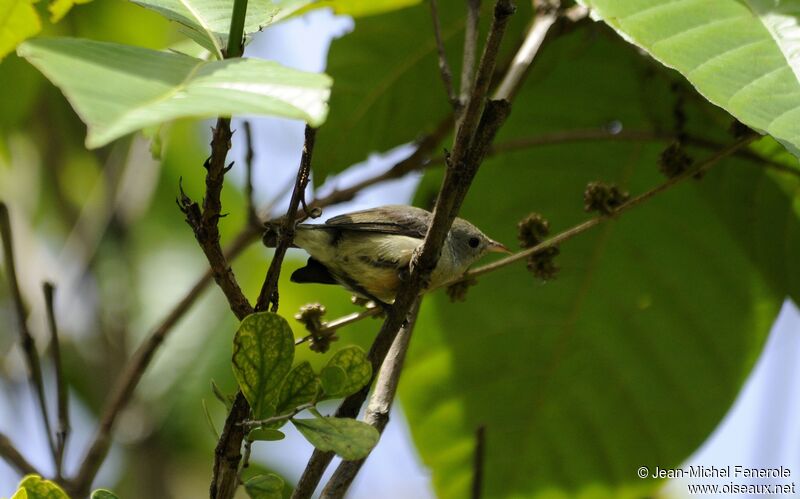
[468,237,480,248]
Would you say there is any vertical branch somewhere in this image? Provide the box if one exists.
[471,426,486,499]
[492,2,560,101]
[0,203,56,461]
[43,282,69,480]
[318,301,421,499]
[429,0,458,108]
[243,121,258,226]
[255,125,317,312]
[461,0,480,104]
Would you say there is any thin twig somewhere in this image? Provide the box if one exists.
[243,402,316,429]
[293,3,517,497]
[471,426,486,499]
[318,301,421,499]
[0,203,56,461]
[492,1,561,101]
[243,121,258,226]
[43,282,69,480]
[69,226,259,496]
[0,432,40,476]
[256,126,317,312]
[458,135,759,281]
[294,307,383,346]
[461,0,481,105]
[430,0,458,108]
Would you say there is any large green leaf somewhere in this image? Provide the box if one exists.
[131,0,312,57]
[577,0,800,159]
[0,0,40,60]
[401,27,790,498]
[313,0,530,184]
[17,37,331,148]
[232,312,296,419]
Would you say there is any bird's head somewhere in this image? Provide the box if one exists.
[449,218,510,270]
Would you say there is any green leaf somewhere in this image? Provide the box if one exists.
[0,0,41,60]
[90,490,120,499]
[401,26,786,498]
[244,473,284,499]
[301,0,421,18]
[14,475,68,499]
[577,0,800,158]
[232,312,296,419]
[132,0,313,58]
[274,361,320,416]
[320,346,371,398]
[248,427,286,441]
[17,37,331,148]
[10,489,27,499]
[210,379,233,410]
[48,0,92,22]
[292,417,380,460]
[319,365,346,396]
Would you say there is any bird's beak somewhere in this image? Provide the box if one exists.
[487,240,512,254]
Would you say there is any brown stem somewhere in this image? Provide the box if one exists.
[0,203,57,461]
[0,432,41,476]
[430,0,458,108]
[318,301,421,498]
[255,126,317,312]
[471,426,486,499]
[461,0,481,104]
[43,282,69,480]
[243,121,259,226]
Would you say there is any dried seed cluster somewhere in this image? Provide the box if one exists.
[517,213,559,281]
[583,181,630,215]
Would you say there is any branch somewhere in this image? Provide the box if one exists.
[294,306,383,346]
[0,203,56,461]
[69,227,259,497]
[429,0,458,108]
[0,432,40,477]
[209,125,317,497]
[243,121,259,226]
[492,1,561,101]
[450,135,760,282]
[255,125,317,312]
[292,3,517,497]
[460,0,480,105]
[471,426,486,499]
[318,301,421,499]
[43,282,69,480]
[243,402,316,429]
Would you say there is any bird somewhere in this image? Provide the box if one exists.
[262,205,509,306]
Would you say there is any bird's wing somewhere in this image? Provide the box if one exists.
[303,205,432,239]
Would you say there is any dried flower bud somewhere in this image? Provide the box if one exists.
[518,213,550,248]
[658,141,693,178]
[527,246,560,281]
[583,181,630,215]
[446,278,478,302]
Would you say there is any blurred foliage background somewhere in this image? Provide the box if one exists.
[3,1,800,498]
